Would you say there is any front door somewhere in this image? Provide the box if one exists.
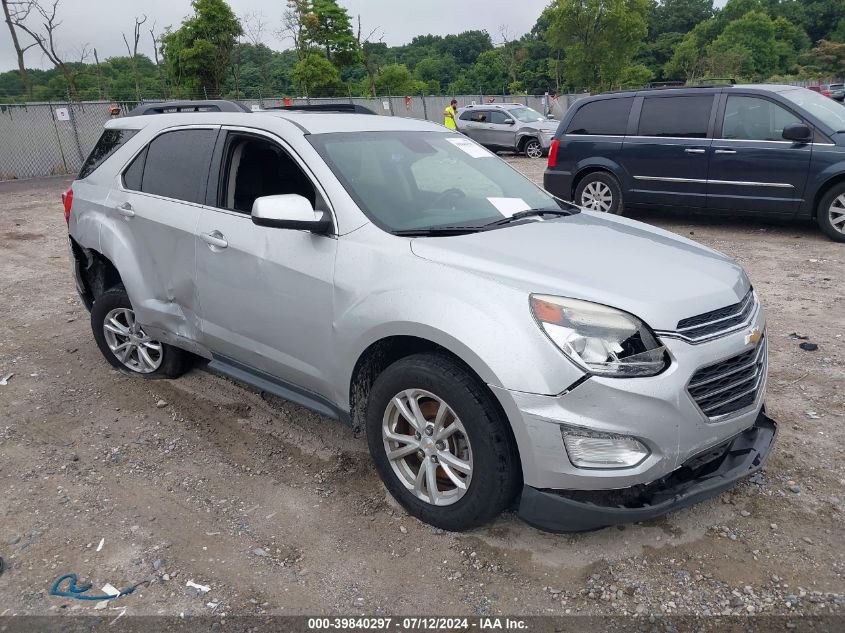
[195,130,337,398]
[485,110,518,149]
[459,110,490,144]
[707,95,812,216]
[621,94,716,209]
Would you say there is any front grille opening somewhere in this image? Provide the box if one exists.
[676,289,755,341]
[688,336,766,419]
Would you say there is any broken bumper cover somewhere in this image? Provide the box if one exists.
[518,410,777,533]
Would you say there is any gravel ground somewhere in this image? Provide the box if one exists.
[0,164,843,620]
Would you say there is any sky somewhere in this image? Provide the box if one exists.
[0,0,558,72]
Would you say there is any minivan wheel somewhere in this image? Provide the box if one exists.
[523,138,543,159]
[366,353,521,531]
[574,172,623,214]
[817,183,845,242]
[91,286,190,378]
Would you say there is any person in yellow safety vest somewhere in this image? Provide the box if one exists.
[443,99,458,130]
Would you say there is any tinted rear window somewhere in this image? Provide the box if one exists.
[566,98,633,136]
[78,129,138,179]
[139,129,217,204]
[638,95,713,138]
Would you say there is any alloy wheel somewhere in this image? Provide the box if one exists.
[102,307,163,373]
[829,194,845,235]
[382,389,473,506]
[580,181,613,212]
[525,140,543,159]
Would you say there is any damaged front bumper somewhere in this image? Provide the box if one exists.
[518,410,777,532]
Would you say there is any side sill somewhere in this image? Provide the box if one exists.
[206,355,351,425]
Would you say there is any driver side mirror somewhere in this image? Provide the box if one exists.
[251,194,331,233]
[503,119,515,125]
[782,123,812,143]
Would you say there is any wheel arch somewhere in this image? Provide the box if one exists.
[348,334,523,482]
[809,171,845,220]
[69,237,123,309]
[571,162,623,200]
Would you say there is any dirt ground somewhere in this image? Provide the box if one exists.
[0,163,843,620]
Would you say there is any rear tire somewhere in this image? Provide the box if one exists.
[817,182,845,242]
[574,171,623,214]
[91,286,191,378]
[366,353,521,531]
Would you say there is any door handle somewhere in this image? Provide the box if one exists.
[684,148,706,154]
[714,149,737,154]
[116,202,135,217]
[201,231,228,249]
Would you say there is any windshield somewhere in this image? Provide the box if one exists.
[781,88,845,132]
[508,106,545,123]
[308,131,567,233]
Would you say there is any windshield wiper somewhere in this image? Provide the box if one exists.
[393,225,486,237]
[484,208,577,227]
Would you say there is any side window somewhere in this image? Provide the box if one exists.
[465,111,488,123]
[122,147,146,191]
[139,129,217,204]
[722,96,802,141]
[79,129,138,179]
[566,97,633,136]
[488,111,512,125]
[220,134,316,214]
[638,95,713,138]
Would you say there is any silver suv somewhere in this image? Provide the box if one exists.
[456,103,558,158]
[65,101,777,532]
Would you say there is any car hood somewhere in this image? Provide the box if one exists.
[522,120,559,133]
[409,212,750,331]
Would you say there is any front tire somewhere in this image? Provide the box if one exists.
[574,172,623,214]
[817,183,845,242]
[366,353,521,531]
[523,138,543,159]
[91,286,190,378]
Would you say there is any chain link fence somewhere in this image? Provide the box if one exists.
[0,94,588,181]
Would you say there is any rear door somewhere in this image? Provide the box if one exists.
[707,94,811,216]
[105,126,218,343]
[621,94,716,208]
[458,110,489,144]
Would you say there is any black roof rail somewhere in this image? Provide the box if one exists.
[125,99,252,117]
[646,81,685,88]
[265,103,377,115]
[694,78,736,86]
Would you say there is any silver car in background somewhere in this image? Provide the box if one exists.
[65,103,777,533]
[455,103,558,158]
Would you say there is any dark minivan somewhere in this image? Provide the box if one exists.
[544,84,845,242]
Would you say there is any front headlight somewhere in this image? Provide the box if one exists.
[530,295,667,377]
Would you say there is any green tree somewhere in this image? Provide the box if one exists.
[161,0,242,98]
[291,52,341,96]
[546,0,650,90]
[800,40,845,77]
[368,63,425,96]
[651,0,714,37]
[448,50,510,95]
[308,0,358,67]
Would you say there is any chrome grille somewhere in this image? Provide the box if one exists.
[688,337,766,419]
[676,289,756,341]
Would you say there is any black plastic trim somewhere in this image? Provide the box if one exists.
[207,355,351,425]
[518,409,777,532]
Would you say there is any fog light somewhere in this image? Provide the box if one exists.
[561,429,649,469]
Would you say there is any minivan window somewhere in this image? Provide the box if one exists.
[638,95,713,138]
[139,129,217,204]
[79,129,138,179]
[722,96,801,141]
[566,98,632,136]
[781,88,845,132]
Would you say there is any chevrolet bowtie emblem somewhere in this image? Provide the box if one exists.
[745,328,763,346]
